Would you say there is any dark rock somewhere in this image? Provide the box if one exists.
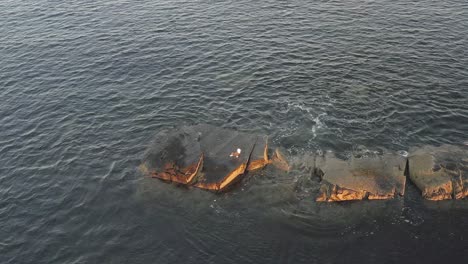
[314,152,406,202]
[408,145,468,200]
[141,124,287,192]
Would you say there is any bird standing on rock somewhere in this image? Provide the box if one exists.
[230,148,241,158]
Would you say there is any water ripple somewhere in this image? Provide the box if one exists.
[1,0,468,263]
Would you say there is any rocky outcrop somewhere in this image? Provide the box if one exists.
[408,145,468,200]
[141,124,289,192]
[314,152,407,202]
[141,125,468,202]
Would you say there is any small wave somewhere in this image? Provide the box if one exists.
[274,99,329,146]
[397,150,409,157]
[311,113,327,139]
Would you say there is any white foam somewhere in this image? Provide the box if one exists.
[397,150,408,157]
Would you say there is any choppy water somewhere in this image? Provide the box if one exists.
[1,0,468,263]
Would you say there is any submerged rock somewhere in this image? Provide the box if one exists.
[314,152,407,202]
[408,145,468,200]
[141,124,289,192]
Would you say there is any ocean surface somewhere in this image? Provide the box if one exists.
[1,0,468,263]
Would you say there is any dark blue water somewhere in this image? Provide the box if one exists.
[1,0,468,263]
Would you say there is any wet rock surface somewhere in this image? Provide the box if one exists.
[140,125,202,178]
[408,145,468,200]
[314,152,407,202]
[193,124,262,183]
[141,124,274,192]
[142,125,468,202]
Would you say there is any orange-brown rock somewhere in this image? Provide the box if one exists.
[314,152,406,202]
[408,145,468,200]
[141,124,288,192]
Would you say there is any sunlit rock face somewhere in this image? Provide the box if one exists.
[408,145,468,200]
[314,152,407,202]
[141,125,467,201]
[141,124,287,192]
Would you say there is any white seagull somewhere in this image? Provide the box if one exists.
[230,148,242,158]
